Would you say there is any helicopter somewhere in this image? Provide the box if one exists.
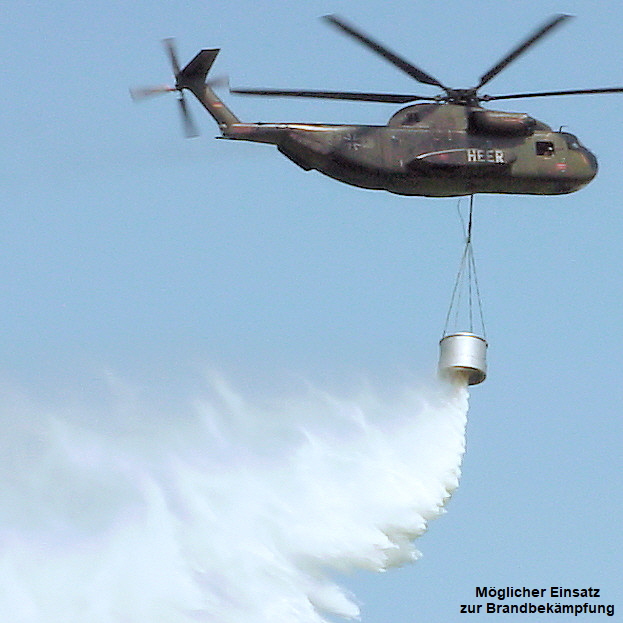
[132,14,623,198]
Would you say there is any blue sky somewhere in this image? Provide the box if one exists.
[1,0,621,620]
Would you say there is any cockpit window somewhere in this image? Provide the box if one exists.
[562,132,582,150]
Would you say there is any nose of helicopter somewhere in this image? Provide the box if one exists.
[571,145,599,187]
[560,132,598,186]
[582,147,599,180]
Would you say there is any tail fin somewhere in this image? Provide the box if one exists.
[177,49,240,130]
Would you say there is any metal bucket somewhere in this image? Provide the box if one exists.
[438,332,487,385]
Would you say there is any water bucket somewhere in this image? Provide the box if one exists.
[438,332,487,385]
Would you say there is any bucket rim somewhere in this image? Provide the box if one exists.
[439,331,488,346]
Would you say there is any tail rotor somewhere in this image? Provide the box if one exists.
[130,38,200,138]
[132,40,239,133]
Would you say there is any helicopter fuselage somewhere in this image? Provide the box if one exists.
[222,103,597,197]
[138,11,621,198]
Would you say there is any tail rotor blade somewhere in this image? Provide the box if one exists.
[178,94,199,138]
[163,37,181,76]
[129,85,176,101]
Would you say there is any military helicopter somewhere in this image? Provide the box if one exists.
[132,14,623,197]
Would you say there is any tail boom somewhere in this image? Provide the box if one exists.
[177,49,239,130]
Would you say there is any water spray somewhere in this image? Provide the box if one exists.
[0,372,469,622]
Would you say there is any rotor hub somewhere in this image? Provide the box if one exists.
[443,89,481,106]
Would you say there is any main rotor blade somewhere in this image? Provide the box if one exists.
[231,87,435,103]
[483,86,623,102]
[477,14,572,88]
[178,95,199,138]
[323,14,448,91]
[163,38,181,76]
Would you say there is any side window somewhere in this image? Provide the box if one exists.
[536,141,555,157]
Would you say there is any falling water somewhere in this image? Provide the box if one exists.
[0,371,468,622]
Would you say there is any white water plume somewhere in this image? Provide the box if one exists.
[0,372,468,622]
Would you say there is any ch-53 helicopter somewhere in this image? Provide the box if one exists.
[132,14,623,197]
